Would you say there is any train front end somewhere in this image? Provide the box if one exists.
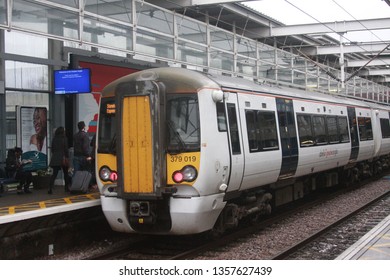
[96,68,226,235]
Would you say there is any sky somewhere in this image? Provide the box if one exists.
[242,0,390,43]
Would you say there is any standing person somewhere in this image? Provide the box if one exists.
[48,127,71,194]
[30,107,48,153]
[6,147,33,194]
[73,121,91,173]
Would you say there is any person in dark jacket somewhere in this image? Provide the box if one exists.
[48,127,71,194]
[73,121,91,174]
[6,147,33,194]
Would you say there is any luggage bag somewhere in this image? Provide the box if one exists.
[70,171,92,194]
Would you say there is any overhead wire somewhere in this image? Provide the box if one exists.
[330,0,390,81]
[331,0,385,42]
[134,0,389,83]
[283,0,390,82]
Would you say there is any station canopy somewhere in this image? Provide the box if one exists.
[147,0,390,87]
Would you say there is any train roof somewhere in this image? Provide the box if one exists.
[103,67,390,111]
[206,71,373,109]
[102,67,220,97]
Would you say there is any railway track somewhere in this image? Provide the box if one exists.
[271,191,390,259]
[87,198,326,260]
[87,177,389,260]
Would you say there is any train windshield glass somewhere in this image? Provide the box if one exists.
[167,94,200,153]
[97,97,116,154]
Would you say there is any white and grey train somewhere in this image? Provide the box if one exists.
[95,67,390,235]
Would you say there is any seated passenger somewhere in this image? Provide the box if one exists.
[6,147,33,194]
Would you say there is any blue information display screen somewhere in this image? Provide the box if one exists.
[54,68,91,94]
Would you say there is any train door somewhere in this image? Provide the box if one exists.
[225,93,244,191]
[276,98,299,178]
[115,80,165,198]
[347,107,359,161]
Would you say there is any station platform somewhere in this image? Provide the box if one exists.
[336,214,390,260]
[0,183,101,224]
[0,181,107,259]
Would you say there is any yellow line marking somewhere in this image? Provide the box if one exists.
[86,194,96,199]
[0,191,101,216]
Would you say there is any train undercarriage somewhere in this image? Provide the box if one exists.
[211,155,390,235]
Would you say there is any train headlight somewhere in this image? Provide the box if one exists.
[172,165,197,183]
[99,166,118,182]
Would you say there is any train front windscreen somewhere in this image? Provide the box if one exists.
[97,97,116,155]
[166,94,200,154]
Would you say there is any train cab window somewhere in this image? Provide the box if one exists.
[297,114,314,147]
[358,117,373,141]
[97,97,117,154]
[167,94,200,152]
[312,116,327,145]
[338,116,350,143]
[380,118,390,138]
[327,116,339,143]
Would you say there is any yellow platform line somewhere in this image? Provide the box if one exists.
[0,191,101,216]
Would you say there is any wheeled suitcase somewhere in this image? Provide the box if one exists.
[70,171,92,194]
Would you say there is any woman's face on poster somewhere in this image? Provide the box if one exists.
[33,109,47,135]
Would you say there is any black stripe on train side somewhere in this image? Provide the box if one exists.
[347,106,359,162]
[276,98,299,178]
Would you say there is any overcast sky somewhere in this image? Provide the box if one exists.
[242,0,390,42]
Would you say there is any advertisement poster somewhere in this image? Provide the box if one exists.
[19,106,48,171]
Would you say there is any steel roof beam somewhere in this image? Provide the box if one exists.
[347,58,390,67]
[144,0,252,8]
[253,18,390,37]
[190,0,252,4]
[220,3,323,47]
[302,42,390,56]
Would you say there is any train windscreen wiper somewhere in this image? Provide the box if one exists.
[167,121,186,154]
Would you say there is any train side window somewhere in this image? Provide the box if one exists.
[366,118,373,140]
[358,117,373,141]
[216,102,227,132]
[257,111,278,150]
[380,118,390,138]
[312,115,328,145]
[338,116,350,143]
[245,110,258,151]
[245,110,278,152]
[327,116,339,143]
[297,114,314,147]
